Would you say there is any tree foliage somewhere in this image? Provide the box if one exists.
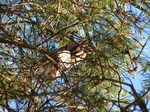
[0,0,150,111]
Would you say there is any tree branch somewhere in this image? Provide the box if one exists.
[36,21,82,47]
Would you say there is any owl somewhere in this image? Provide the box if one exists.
[34,40,90,78]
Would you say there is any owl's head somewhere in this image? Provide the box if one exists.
[67,40,92,55]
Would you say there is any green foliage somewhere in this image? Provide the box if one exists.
[0,0,149,111]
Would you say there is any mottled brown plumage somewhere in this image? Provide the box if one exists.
[35,40,90,78]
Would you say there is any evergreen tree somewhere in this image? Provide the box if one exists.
[0,0,149,111]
